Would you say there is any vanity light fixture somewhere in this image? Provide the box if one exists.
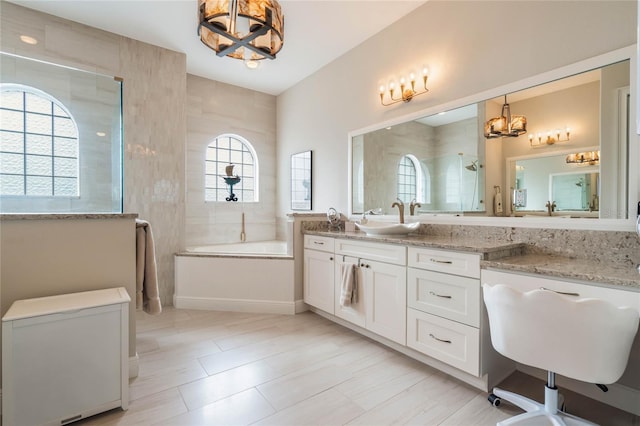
[566,150,600,166]
[484,95,527,138]
[379,68,429,106]
[198,0,284,65]
[529,127,571,148]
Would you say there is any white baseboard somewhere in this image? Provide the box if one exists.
[174,296,297,315]
[295,299,309,313]
[129,353,139,379]
[518,364,640,416]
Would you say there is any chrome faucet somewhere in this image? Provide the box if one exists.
[410,199,422,216]
[391,198,405,224]
[545,200,557,216]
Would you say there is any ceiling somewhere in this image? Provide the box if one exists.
[8,0,427,96]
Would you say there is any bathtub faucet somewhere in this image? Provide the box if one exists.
[241,212,246,242]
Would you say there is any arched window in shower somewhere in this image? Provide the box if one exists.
[397,154,428,203]
[205,134,259,202]
[0,85,79,197]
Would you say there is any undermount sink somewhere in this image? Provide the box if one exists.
[355,221,420,236]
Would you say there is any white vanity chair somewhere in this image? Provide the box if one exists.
[482,283,639,426]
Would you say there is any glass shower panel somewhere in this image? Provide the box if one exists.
[0,52,123,213]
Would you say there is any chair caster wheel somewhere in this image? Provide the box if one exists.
[488,393,501,407]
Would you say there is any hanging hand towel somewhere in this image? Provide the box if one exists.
[136,219,162,315]
[340,263,357,307]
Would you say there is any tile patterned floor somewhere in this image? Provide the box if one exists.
[79,308,639,425]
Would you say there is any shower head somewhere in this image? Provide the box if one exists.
[465,160,478,172]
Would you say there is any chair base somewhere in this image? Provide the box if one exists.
[491,387,598,426]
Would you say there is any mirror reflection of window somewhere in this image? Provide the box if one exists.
[397,155,423,203]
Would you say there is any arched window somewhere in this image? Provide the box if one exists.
[0,85,79,196]
[205,134,258,202]
[398,154,425,203]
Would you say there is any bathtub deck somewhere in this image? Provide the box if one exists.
[174,254,300,315]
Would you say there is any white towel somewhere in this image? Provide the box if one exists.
[340,263,357,307]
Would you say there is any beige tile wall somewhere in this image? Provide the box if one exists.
[1,2,186,306]
[185,74,277,247]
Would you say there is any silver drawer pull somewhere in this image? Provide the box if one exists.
[429,333,452,344]
[540,287,580,297]
[430,258,453,264]
[313,241,325,245]
[429,291,452,299]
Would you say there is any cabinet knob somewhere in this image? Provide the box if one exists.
[329,257,334,261]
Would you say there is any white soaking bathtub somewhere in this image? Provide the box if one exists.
[174,240,301,315]
[186,240,290,256]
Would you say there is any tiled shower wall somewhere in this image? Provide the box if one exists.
[185,74,277,247]
[1,2,186,306]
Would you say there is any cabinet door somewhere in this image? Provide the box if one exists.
[304,249,335,314]
[334,256,366,328]
[363,260,407,345]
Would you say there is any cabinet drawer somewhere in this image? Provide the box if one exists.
[408,247,480,278]
[408,268,480,327]
[335,239,406,266]
[407,308,480,376]
[482,269,640,312]
[304,235,335,253]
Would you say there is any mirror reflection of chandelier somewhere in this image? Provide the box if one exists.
[198,0,284,67]
[484,95,527,139]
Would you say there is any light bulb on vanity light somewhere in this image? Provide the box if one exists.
[378,65,430,106]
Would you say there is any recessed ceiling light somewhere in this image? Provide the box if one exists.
[96,131,107,137]
[20,35,38,45]
[438,112,446,115]
[386,127,392,130]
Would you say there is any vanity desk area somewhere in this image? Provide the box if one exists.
[301,226,640,415]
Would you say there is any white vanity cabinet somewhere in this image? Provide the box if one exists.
[406,247,482,375]
[335,239,407,345]
[303,235,336,313]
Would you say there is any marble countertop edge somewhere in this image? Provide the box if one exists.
[0,213,139,220]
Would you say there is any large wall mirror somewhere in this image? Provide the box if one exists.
[349,45,636,230]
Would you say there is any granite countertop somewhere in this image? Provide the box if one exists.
[305,229,525,259]
[0,213,138,220]
[482,254,640,290]
[304,229,640,291]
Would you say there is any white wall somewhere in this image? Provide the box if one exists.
[276,1,637,218]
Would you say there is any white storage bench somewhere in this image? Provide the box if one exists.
[2,287,130,426]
